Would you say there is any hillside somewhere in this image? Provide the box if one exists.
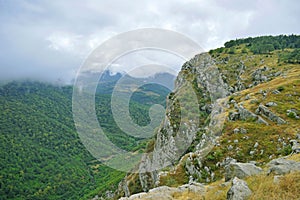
[116,35,300,199]
[0,76,170,199]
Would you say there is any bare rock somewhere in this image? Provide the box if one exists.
[225,162,262,181]
[256,105,286,124]
[267,158,300,175]
[227,177,252,200]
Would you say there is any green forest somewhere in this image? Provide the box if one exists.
[0,80,169,199]
[210,35,300,63]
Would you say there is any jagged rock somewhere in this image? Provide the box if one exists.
[240,128,247,134]
[233,128,240,134]
[228,145,234,151]
[227,177,252,200]
[237,105,257,121]
[290,140,300,154]
[229,112,240,121]
[221,157,237,167]
[256,105,286,124]
[257,116,269,125]
[267,158,300,175]
[244,94,251,100]
[274,71,282,76]
[272,89,281,94]
[265,102,277,107]
[225,162,262,181]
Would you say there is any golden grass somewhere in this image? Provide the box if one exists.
[287,154,300,162]
[172,190,205,200]
[247,172,300,200]
[203,179,230,200]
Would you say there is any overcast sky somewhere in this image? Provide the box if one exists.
[0,0,299,83]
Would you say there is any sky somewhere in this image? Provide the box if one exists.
[0,0,299,83]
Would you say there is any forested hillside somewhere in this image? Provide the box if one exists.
[0,79,169,199]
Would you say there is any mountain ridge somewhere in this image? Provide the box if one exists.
[115,34,300,200]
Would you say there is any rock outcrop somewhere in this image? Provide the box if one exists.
[119,183,205,200]
[267,158,300,175]
[227,177,252,200]
[225,162,262,181]
[255,105,286,124]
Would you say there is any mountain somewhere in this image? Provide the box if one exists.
[0,71,174,199]
[116,35,300,199]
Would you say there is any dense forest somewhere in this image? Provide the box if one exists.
[0,80,169,199]
[210,35,300,63]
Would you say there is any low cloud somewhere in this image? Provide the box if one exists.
[0,0,299,82]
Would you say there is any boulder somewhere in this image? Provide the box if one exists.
[265,102,277,107]
[229,112,240,121]
[119,183,205,200]
[225,162,262,181]
[237,105,257,121]
[290,140,300,154]
[227,177,252,200]
[178,182,205,193]
[255,105,286,124]
[267,158,300,175]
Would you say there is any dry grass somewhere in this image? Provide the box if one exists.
[172,190,205,200]
[159,163,189,187]
[287,153,300,162]
[203,179,230,200]
[247,172,300,200]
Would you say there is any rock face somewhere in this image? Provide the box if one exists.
[225,162,262,181]
[267,158,300,175]
[255,105,286,124]
[227,177,252,200]
[116,53,229,196]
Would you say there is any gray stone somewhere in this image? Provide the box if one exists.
[254,142,259,148]
[234,128,240,134]
[240,128,247,134]
[257,116,269,125]
[178,182,205,194]
[256,105,286,124]
[227,177,252,200]
[272,89,281,94]
[274,71,281,76]
[290,140,300,154]
[225,162,262,181]
[229,112,240,121]
[267,158,300,175]
[237,105,257,121]
[266,102,277,107]
[222,157,237,167]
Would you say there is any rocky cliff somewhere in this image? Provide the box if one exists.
[115,35,300,199]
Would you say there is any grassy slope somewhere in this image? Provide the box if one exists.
[149,36,300,198]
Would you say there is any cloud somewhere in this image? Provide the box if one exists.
[0,0,299,82]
